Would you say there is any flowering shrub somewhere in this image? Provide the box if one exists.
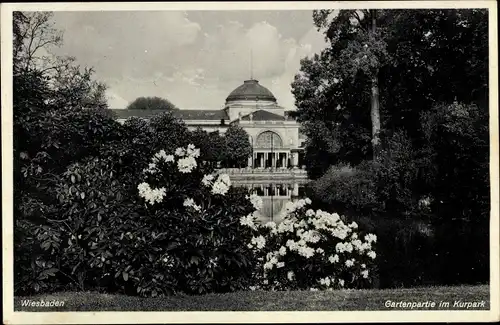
[15,144,257,297]
[241,197,378,291]
[133,144,257,295]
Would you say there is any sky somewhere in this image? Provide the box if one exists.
[51,10,327,110]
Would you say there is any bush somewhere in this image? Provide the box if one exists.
[311,162,380,217]
[375,129,421,218]
[135,145,256,295]
[240,197,378,291]
[100,112,192,178]
[15,145,258,297]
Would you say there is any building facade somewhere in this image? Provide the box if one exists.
[112,79,306,168]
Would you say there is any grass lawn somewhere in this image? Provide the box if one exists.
[14,285,490,311]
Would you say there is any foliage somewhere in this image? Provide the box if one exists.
[223,124,252,168]
[189,127,226,168]
[135,145,256,295]
[126,96,177,110]
[100,112,191,178]
[312,162,379,216]
[312,129,429,219]
[16,145,258,296]
[240,198,378,291]
[375,130,421,217]
[418,101,489,222]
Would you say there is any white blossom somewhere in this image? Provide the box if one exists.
[364,233,377,243]
[367,250,377,259]
[287,271,295,281]
[319,277,331,287]
[177,156,197,173]
[361,270,369,279]
[211,174,231,196]
[251,235,266,250]
[247,193,263,210]
[240,214,256,229]
[328,254,340,264]
[137,182,166,205]
[175,147,186,157]
[186,144,200,158]
[183,198,201,211]
[297,246,315,259]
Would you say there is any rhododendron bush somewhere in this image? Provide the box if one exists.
[134,144,257,295]
[241,197,378,291]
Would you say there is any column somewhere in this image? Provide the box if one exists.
[291,152,299,168]
[281,153,286,169]
[260,153,264,168]
[292,183,299,196]
[247,155,253,168]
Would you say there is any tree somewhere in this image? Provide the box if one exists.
[189,127,226,168]
[311,9,388,160]
[13,11,108,110]
[223,125,252,168]
[13,11,63,74]
[13,11,113,226]
[292,9,488,178]
[126,96,177,110]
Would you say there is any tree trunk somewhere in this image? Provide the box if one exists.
[370,9,381,160]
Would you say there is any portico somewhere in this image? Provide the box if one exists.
[251,151,289,168]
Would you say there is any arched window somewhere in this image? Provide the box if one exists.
[255,131,283,149]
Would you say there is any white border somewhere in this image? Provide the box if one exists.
[2,1,499,324]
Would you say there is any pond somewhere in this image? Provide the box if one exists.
[233,181,307,224]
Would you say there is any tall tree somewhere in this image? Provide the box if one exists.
[13,11,108,110]
[311,9,388,159]
[223,125,252,168]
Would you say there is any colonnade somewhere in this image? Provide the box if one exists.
[247,151,300,168]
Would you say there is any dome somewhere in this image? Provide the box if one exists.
[226,79,276,103]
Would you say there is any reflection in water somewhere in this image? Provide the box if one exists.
[235,182,306,224]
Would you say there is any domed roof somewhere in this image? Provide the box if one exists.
[226,79,276,103]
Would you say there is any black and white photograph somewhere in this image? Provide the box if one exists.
[2,1,498,323]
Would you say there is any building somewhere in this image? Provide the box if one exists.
[111,79,306,168]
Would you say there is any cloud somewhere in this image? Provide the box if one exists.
[51,11,327,109]
[53,11,201,79]
[106,90,130,109]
